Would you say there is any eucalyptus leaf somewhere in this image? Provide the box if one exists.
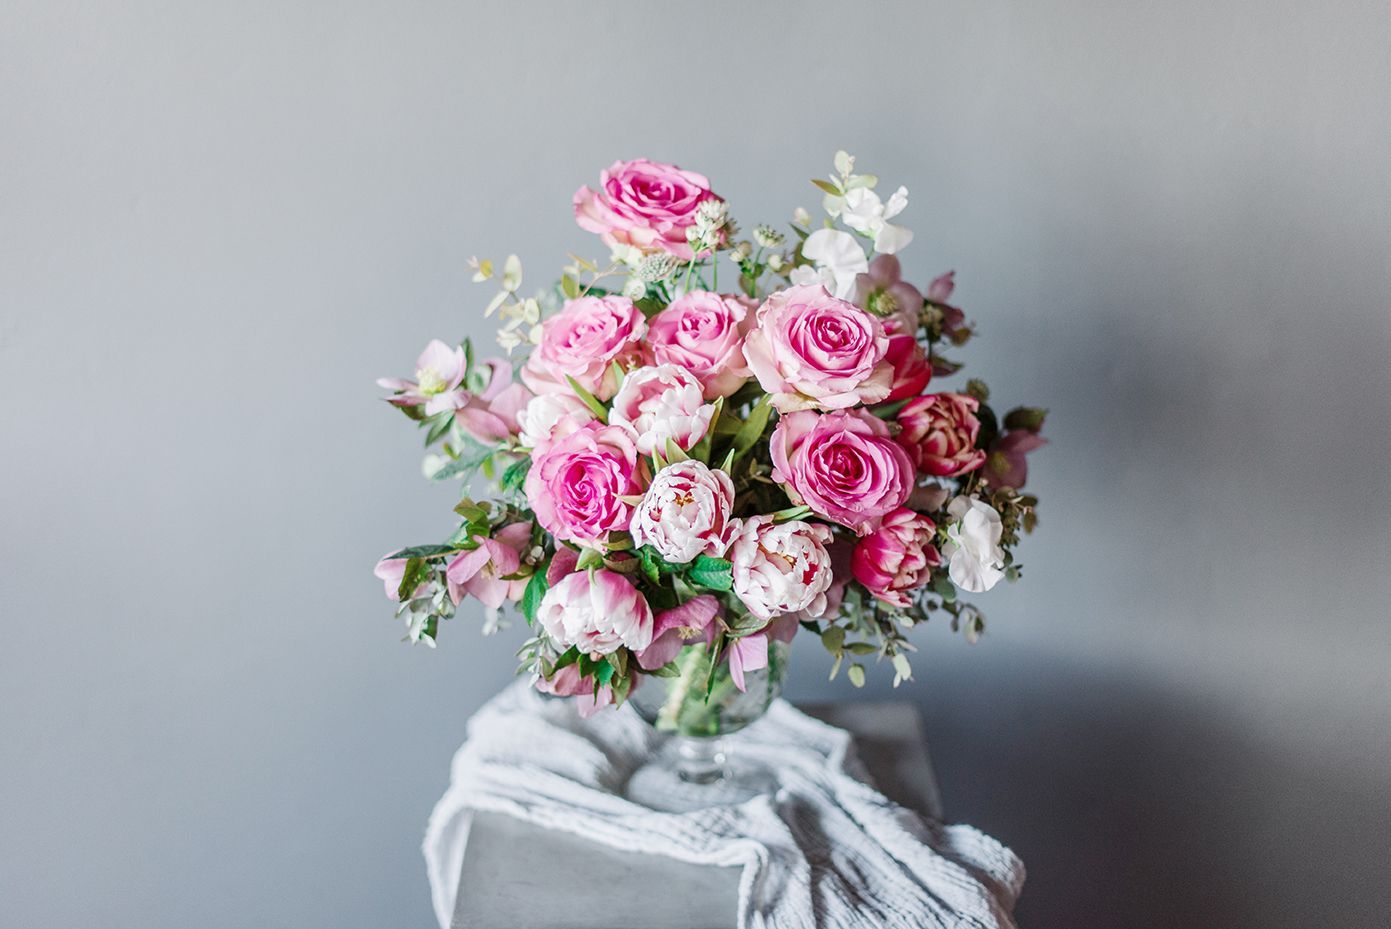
[565,375,608,423]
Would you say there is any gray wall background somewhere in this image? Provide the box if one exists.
[3,1,1388,926]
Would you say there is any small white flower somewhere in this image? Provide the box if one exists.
[840,186,913,255]
[796,228,869,299]
[792,207,813,227]
[941,495,1007,593]
[753,225,785,248]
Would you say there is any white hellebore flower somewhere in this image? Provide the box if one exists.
[630,460,736,564]
[728,516,834,620]
[941,495,1007,593]
[840,186,913,255]
[790,228,869,299]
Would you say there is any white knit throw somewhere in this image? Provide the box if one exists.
[424,681,1024,929]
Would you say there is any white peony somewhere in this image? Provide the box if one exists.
[839,186,913,255]
[630,460,736,564]
[728,516,834,620]
[536,569,654,656]
[791,228,869,299]
[607,365,715,456]
[517,392,594,453]
[941,495,1007,593]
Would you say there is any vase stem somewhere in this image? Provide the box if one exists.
[673,735,727,784]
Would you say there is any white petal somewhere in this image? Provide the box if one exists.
[883,186,909,220]
[873,222,913,255]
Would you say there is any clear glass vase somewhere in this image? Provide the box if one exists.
[627,639,789,804]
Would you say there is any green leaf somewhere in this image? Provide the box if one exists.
[576,547,605,571]
[687,554,733,592]
[551,645,580,673]
[397,557,430,599]
[500,456,531,492]
[592,659,616,687]
[560,274,581,299]
[847,664,866,688]
[520,568,549,626]
[932,573,957,604]
[820,626,845,653]
[1003,406,1048,433]
[648,661,683,678]
[731,395,773,460]
[770,504,811,523]
[385,543,457,561]
[810,177,842,196]
[424,412,454,446]
[637,547,661,585]
[429,440,495,481]
[664,437,690,463]
[634,295,667,318]
[565,375,608,423]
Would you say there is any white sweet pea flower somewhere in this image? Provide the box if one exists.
[941,495,1007,593]
[840,186,913,255]
[795,228,869,299]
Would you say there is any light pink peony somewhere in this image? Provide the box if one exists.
[536,568,654,656]
[573,159,721,261]
[517,392,595,453]
[645,291,753,399]
[728,516,834,621]
[769,409,915,536]
[520,295,646,400]
[535,664,615,718]
[524,422,643,547]
[743,284,893,412]
[896,393,988,478]
[444,523,532,609]
[851,508,942,607]
[629,460,736,564]
[608,365,715,456]
[377,339,467,416]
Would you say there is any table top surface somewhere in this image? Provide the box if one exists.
[452,701,941,929]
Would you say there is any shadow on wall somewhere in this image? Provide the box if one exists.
[908,646,1391,929]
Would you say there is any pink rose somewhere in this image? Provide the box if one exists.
[896,394,988,478]
[521,295,646,401]
[743,284,893,412]
[517,392,595,453]
[629,460,736,563]
[524,422,643,547]
[444,523,532,610]
[728,516,834,621]
[645,291,753,399]
[535,664,615,718]
[769,409,915,536]
[983,429,1047,489]
[536,568,654,656]
[573,159,721,261]
[882,334,932,404]
[608,364,715,456]
[377,339,467,416]
[851,508,942,607]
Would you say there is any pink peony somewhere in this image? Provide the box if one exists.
[524,422,643,547]
[983,429,1047,489]
[851,508,942,607]
[769,409,915,536]
[535,664,615,718]
[444,523,532,609]
[645,291,753,399]
[608,365,715,456]
[536,568,654,656]
[520,295,646,400]
[728,516,834,621]
[377,339,467,416]
[629,460,736,564]
[517,392,595,453]
[896,394,988,478]
[573,159,721,261]
[743,284,893,412]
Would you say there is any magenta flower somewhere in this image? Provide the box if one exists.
[524,422,644,547]
[983,430,1048,489]
[853,255,924,336]
[635,594,722,671]
[851,508,942,607]
[896,393,987,478]
[444,523,532,609]
[573,159,722,261]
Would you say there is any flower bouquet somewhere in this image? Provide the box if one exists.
[375,153,1045,777]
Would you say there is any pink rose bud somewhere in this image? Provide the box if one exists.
[728,516,834,621]
[769,409,916,536]
[607,365,716,456]
[572,159,722,261]
[743,284,894,412]
[895,393,988,478]
[882,333,932,404]
[524,422,643,547]
[629,460,736,564]
[851,508,942,607]
[645,291,754,399]
[520,295,646,401]
[536,569,654,656]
